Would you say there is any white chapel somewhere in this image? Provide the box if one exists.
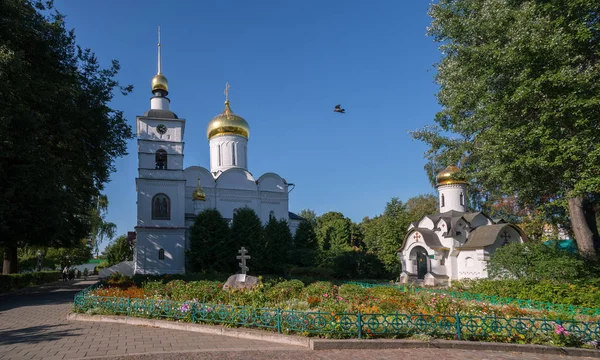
[134,37,302,275]
[398,166,526,285]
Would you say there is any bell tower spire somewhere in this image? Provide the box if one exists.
[150,26,170,110]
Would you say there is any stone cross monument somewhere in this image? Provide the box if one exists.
[236,247,250,282]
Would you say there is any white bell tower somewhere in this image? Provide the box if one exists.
[134,27,186,274]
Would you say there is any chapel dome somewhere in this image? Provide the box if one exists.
[192,178,206,201]
[436,165,468,186]
[206,101,250,140]
[152,74,169,93]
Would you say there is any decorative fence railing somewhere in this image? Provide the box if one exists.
[345,281,600,317]
[74,284,600,341]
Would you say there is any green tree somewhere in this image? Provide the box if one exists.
[45,240,93,270]
[412,0,600,257]
[291,220,318,267]
[263,217,292,273]
[316,212,352,252]
[188,209,230,272]
[88,195,117,256]
[103,234,133,266]
[230,207,264,273]
[488,242,590,282]
[0,1,133,273]
[298,209,317,227]
[406,194,438,221]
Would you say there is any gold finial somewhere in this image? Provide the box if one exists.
[224,82,230,103]
[157,26,162,74]
[192,177,206,201]
[151,26,168,93]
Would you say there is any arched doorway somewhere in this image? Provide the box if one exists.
[410,246,429,279]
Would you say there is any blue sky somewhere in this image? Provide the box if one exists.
[53,0,442,252]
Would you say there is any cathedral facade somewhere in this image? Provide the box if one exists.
[398,166,526,285]
[134,44,300,275]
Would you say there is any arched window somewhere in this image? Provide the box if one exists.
[232,143,236,165]
[155,149,167,170]
[460,192,464,206]
[269,210,275,219]
[441,194,445,207]
[152,193,170,220]
[158,248,165,260]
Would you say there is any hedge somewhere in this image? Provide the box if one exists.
[0,271,61,292]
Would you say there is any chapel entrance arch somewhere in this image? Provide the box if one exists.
[410,246,429,279]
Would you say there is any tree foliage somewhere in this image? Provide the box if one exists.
[103,234,133,267]
[230,207,264,273]
[263,217,292,273]
[0,0,133,273]
[412,0,600,257]
[89,195,117,256]
[488,242,591,282]
[316,212,352,252]
[188,209,230,273]
[291,219,319,267]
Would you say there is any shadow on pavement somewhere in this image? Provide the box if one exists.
[0,323,82,345]
[0,281,94,313]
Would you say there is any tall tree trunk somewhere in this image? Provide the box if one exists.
[2,245,18,275]
[568,196,597,258]
[583,200,600,251]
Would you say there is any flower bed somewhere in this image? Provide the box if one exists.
[73,278,600,348]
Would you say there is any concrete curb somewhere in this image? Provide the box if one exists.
[67,313,311,348]
[68,313,600,357]
[310,339,600,357]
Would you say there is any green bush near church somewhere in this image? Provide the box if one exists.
[0,271,61,292]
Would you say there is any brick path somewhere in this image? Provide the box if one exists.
[0,279,597,360]
[0,279,297,360]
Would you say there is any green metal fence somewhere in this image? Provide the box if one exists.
[73,284,600,342]
[345,281,600,317]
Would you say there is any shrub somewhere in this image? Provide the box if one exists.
[266,280,304,304]
[454,278,600,308]
[0,271,61,292]
[488,242,590,282]
[104,273,134,289]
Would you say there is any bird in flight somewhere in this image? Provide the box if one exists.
[334,104,345,114]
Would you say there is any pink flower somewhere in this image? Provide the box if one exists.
[323,293,328,298]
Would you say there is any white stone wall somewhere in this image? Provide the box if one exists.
[456,249,487,279]
[209,135,248,173]
[134,228,186,274]
[438,183,468,212]
[136,178,186,228]
[137,118,185,142]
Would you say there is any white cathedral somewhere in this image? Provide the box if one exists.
[398,166,527,285]
[134,41,302,275]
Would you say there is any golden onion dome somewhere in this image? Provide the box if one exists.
[152,73,169,93]
[192,178,206,201]
[436,165,468,186]
[206,101,250,140]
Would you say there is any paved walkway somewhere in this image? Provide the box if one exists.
[0,279,298,360]
[0,279,597,360]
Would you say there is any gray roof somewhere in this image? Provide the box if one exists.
[399,228,447,251]
[288,212,305,221]
[461,224,512,249]
[144,109,179,119]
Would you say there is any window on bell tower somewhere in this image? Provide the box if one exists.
[152,193,170,220]
[155,149,167,170]
[460,192,464,206]
[441,194,445,207]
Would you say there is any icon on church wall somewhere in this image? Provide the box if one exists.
[152,194,170,220]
